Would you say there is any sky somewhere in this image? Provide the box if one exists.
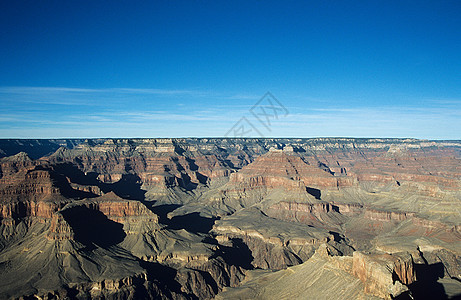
[0,1,460,139]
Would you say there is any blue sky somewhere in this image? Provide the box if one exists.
[0,1,460,139]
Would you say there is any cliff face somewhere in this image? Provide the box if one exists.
[265,201,347,229]
[0,167,73,229]
[0,199,64,222]
[0,152,36,179]
[216,244,416,300]
[363,209,415,222]
[226,150,351,193]
[80,192,159,221]
[46,212,74,240]
[352,251,415,299]
[0,168,61,200]
[0,138,460,299]
[211,208,354,270]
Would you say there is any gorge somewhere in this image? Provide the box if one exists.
[0,138,460,299]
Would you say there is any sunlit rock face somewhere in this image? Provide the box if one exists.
[0,138,460,299]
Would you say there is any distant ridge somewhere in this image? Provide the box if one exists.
[1,138,460,160]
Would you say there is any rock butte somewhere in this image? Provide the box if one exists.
[0,138,460,299]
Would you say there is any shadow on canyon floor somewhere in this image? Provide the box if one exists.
[168,213,218,234]
[139,261,198,300]
[306,187,321,199]
[53,163,146,200]
[61,206,126,249]
[216,238,254,270]
[106,173,146,200]
[148,204,218,234]
[406,262,449,300]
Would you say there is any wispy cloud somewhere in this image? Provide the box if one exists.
[269,106,461,139]
[92,110,231,122]
[0,86,214,106]
[0,86,263,108]
[0,86,460,139]
[426,98,461,106]
[0,86,204,95]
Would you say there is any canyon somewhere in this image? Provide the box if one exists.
[0,138,460,299]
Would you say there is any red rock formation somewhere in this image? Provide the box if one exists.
[364,209,415,222]
[331,202,363,215]
[396,217,461,243]
[69,183,103,196]
[0,200,65,221]
[229,150,348,189]
[0,169,62,200]
[75,192,159,234]
[0,152,36,178]
[352,251,415,299]
[0,166,74,226]
[271,201,333,213]
[46,212,74,240]
[347,149,461,189]
[96,195,158,222]
[265,201,348,230]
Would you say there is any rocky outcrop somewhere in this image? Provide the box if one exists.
[16,273,171,300]
[0,168,62,200]
[331,202,364,215]
[228,150,350,190]
[69,182,104,196]
[266,201,347,229]
[62,192,160,240]
[216,244,413,300]
[352,251,415,299]
[0,152,36,178]
[0,165,88,228]
[46,212,74,240]
[83,192,158,221]
[0,199,64,221]
[364,209,415,222]
[174,256,246,299]
[45,141,233,194]
[212,208,352,270]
